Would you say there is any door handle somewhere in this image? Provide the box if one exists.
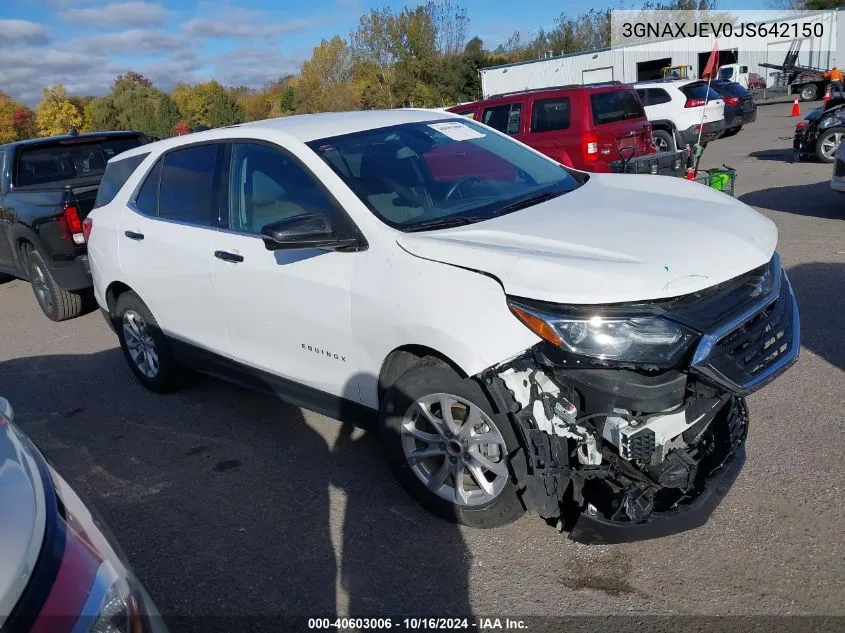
[214,250,244,263]
[124,231,144,240]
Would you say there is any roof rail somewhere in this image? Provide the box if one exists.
[486,81,623,99]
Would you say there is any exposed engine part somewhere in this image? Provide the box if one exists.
[486,349,749,532]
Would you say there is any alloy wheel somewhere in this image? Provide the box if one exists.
[122,310,159,378]
[401,392,509,507]
[653,136,668,152]
[820,132,842,160]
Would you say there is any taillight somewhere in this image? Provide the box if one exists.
[82,216,93,243]
[582,131,599,162]
[684,98,706,108]
[724,96,740,106]
[63,205,85,245]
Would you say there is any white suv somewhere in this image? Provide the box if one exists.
[634,79,726,152]
[86,110,799,543]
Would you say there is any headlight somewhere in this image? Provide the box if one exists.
[508,300,697,365]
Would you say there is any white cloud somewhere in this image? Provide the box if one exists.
[78,28,186,55]
[182,11,315,39]
[210,46,304,87]
[59,2,170,28]
[0,20,50,46]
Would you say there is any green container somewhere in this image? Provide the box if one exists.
[707,167,736,195]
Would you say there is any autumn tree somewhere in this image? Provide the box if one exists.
[35,85,83,137]
[296,36,360,113]
[172,81,244,128]
[0,91,36,143]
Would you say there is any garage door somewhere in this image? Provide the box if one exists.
[583,67,614,84]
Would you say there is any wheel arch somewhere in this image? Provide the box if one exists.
[377,344,467,402]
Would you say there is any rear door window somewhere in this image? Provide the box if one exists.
[134,160,162,216]
[482,103,522,135]
[646,88,671,105]
[590,90,646,124]
[94,152,149,208]
[531,98,571,133]
[157,144,224,226]
[681,83,723,101]
[14,135,145,187]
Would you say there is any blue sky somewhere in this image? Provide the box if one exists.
[1,0,769,104]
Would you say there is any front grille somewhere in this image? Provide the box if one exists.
[694,272,798,393]
[835,159,845,178]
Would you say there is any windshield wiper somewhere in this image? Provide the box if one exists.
[493,190,563,216]
[403,216,485,232]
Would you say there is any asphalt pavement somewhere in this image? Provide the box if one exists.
[0,101,843,630]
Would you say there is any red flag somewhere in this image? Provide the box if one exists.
[701,41,719,80]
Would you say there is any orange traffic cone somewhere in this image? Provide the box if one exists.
[824,86,831,103]
[791,95,800,117]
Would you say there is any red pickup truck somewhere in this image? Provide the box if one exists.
[448,82,685,176]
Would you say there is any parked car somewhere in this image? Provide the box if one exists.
[793,98,845,163]
[87,110,799,543]
[0,131,147,320]
[831,140,845,193]
[0,396,166,633]
[634,79,726,152]
[447,83,686,176]
[711,81,758,137]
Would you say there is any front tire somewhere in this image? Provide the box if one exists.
[114,291,182,392]
[25,246,84,321]
[379,358,525,528]
[816,127,844,163]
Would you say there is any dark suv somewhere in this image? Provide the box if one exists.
[0,131,147,320]
[448,83,685,176]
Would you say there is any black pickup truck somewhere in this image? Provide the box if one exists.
[0,131,147,321]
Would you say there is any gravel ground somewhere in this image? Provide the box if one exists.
[0,101,842,631]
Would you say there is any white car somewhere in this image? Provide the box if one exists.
[634,79,726,152]
[85,110,799,543]
[831,139,845,193]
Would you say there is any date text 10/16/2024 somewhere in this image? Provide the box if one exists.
[307,618,529,631]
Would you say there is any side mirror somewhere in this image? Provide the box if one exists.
[260,213,357,251]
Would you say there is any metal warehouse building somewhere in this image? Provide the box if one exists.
[480,9,844,98]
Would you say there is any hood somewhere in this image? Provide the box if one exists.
[397,174,777,305]
[0,416,47,625]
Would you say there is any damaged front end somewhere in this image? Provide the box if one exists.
[481,254,799,544]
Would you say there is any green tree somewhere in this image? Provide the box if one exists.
[0,91,35,142]
[279,86,296,114]
[89,74,180,139]
[171,81,244,128]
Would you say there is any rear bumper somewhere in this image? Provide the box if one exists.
[742,108,758,125]
[569,446,746,544]
[609,149,686,176]
[679,120,726,145]
[48,254,92,291]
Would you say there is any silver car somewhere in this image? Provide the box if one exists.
[0,397,167,633]
[831,138,845,193]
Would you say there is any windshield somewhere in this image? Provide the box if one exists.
[307,119,581,231]
[15,136,143,187]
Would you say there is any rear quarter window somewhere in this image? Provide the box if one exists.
[590,90,645,125]
[94,152,150,208]
[531,98,570,132]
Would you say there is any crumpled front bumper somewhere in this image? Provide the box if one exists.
[569,445,745,544]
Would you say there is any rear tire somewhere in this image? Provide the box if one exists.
[800,84,818,102]
[24,246,84,322]
[379,357,525,528]
[114,291,182,392]
[722,126,741,138]
[651,129,675,153]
